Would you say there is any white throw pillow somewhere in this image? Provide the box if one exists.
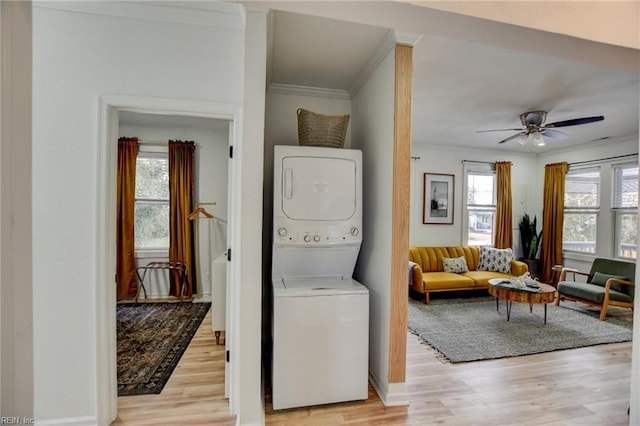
[477,247,513,274]
[442,256,469,273]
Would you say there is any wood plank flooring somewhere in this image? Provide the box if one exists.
[112,306,632,425]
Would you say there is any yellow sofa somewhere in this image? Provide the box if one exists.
[409,246,528,304]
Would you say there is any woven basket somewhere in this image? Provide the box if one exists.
[297,108,350,148]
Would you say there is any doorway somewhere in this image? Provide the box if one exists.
[117,111,229,302]
[115,111,229,399]
[96,94,242,424]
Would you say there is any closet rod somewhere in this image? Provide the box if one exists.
[568,153,638,167]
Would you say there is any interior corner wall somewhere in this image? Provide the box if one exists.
[350,50,395,400]
[410,144,539,253]
[32,5,243,423]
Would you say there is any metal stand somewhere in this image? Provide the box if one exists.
[135,261,188,302]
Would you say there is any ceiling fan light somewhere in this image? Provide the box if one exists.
[532,131,545,146]
[516,134,528,146]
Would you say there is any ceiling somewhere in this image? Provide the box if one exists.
[264,6,640,154]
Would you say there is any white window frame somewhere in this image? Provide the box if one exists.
[463,165,496,246]
[563,166,600,255]
[612,162,638,260]
[134,149,170,254]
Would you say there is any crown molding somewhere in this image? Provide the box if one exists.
[348,29,422,98]
[267,83,350,100]
[395,31,423,47]
[34,1,245,29]
[348,30,396,98]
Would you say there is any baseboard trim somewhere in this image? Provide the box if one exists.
[368,372,409,407]
[36,416,97,426]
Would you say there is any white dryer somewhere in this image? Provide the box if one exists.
[271,145,369,411]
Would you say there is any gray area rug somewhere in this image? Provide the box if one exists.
[408,296,633,363]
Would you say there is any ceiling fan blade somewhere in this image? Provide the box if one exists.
[476,128,523,133]
[540,128,569,139]
[498,132,526,144]
[545,116,604,128]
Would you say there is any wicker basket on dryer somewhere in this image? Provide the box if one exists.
[296,108,350,148]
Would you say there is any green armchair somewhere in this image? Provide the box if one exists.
[555,258,635,321]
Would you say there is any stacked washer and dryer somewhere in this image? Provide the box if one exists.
[271,145,369,410]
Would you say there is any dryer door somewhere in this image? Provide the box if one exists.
[281,156,357,221]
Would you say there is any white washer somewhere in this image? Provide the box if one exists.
[271,277,369,410]
[271,145,369,410]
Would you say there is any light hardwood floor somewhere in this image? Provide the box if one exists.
[112,307,632,425]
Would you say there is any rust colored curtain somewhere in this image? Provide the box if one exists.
[540,162,568,283]
[168,140,196,297]
[494,161,513,249]
[116,137,139,299]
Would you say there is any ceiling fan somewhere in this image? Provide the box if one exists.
[477,111,605,146]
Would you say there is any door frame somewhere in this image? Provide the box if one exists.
[96,94,242,425]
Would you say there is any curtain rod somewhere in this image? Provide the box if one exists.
[138,139,198,144]
[569,153,638,167]
[462,160,495,165]
[138,139,168,145]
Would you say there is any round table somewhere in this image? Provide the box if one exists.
[487,278,556,323]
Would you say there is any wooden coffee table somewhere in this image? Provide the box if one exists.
[487,278,556,324]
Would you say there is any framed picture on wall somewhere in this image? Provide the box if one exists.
[423,173,454,224]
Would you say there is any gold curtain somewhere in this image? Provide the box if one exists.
[540,162,568,283]
[116,137,139,299]
[168,140,196,297]
[494,161,513,248]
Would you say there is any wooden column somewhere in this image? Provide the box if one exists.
[388,43,413,384]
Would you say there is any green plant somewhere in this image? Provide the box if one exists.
[519,213,542,260]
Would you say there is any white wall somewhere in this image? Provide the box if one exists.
[236,8,267,424]
[1,0,33,418]
[32,4,244,424]
[119,121,229,299]
[410,144,539,254]
[351,49,396,403]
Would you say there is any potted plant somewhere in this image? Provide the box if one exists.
[518,213,542,277]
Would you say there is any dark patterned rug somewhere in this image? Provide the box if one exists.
[117,302,210,396]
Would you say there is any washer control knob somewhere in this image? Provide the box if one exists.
[313,234,320,242]
[303,234,311,243]
[277,227,287,237]
[350,227,359,236]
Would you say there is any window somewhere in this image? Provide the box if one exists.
[563,167,600,254]
[135,153,169,249]
[466,171,496,245]
[613,163,638,259]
